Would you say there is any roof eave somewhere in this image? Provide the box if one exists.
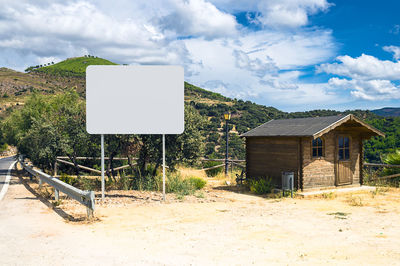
[312,114,385,138]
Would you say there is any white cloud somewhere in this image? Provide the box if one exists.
[257,0,332,28]
[159,0,238,39]
[319,52,400,101]
[248,29,335,69]
[233,49,278,78]
[210,0,332,28]
[0,0,341,110]
[328,77,400,100]
[184,31,338,108]
[318,54,400,80]
[0,2,159,57]
[383,45,400,60]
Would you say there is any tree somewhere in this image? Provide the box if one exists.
[136,104,207,176]
[2,90,97,175]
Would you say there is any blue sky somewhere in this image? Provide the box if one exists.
[0,0,399,111]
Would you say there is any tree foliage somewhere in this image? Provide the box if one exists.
[2,92,206,177]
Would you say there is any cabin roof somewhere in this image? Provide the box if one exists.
[240,114,385,138]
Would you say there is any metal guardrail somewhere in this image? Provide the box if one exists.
[19,158,95,218]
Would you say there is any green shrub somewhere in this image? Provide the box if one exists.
[117,172,130,190]
[167,174,194,196]
[0,143,8,152]
[383,149,400,176]
[59,173,75,185]
[248,177,273,195]
[58,174,99,191]
[187,176,207,190]
[131,175,161,191]
[203,161,224,177]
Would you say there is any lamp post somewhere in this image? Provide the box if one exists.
[224,111,231,177]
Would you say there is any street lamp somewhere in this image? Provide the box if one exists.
[224,111,231,176]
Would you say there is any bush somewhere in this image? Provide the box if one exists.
[58,173,100,191]
[166,174,206,198]
[117,172,130,190]
[59,173,75,185]
[186,176,207,190]
[203,161,224,177]
[248,177,273,195]
[167,174,194,195]
[0,143,8,152]
[383,149,400,176]
[131,175,161,191]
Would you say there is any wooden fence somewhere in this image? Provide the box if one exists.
[54,156,135,176]
[54,156,246,177]
[364,163,400,180]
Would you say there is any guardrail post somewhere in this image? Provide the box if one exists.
[54,189,59,201]
[20,158,96,219]
[86,191,95,219]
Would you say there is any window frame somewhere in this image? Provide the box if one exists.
[311,137,325,158]
[337,135,351,161]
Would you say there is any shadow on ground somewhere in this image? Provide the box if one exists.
[15,168,94,223]
[212,184,293,200]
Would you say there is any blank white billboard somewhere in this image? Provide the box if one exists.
[86,65,184,134]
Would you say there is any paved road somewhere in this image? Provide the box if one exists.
[0,156,17,200]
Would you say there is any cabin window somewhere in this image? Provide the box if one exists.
[338,136,350,160]
[312,137,324,157]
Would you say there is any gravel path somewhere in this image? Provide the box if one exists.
[1,171,400,265]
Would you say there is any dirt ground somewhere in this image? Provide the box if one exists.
[1,170,400,265]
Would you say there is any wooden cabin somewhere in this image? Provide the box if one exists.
[241,114,384,191]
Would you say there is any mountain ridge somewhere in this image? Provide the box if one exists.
[372,107,400,117]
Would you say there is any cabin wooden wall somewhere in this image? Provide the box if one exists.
[246,137,299,187]
[302,129,361,190]
[351,136,361,184]
[302,132,336,189]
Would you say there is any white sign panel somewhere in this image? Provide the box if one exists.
[86,65,184,134]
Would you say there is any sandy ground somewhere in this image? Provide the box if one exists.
[1,170,400,265]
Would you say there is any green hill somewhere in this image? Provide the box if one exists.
[26,56,117,77]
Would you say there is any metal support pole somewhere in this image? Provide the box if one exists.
[291,177,293,198]
[54,161,57,177]
[101,134,105,201]
[162,134,166,201]
[225,120,229,176]
[55,189,59,201]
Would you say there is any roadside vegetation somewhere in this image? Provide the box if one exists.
[0,55,399,196]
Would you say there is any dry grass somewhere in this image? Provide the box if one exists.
[320,192,337,199]
[347,194,364,206]
[177,166,207,179]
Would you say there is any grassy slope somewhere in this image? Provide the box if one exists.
[33,56,117,77]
